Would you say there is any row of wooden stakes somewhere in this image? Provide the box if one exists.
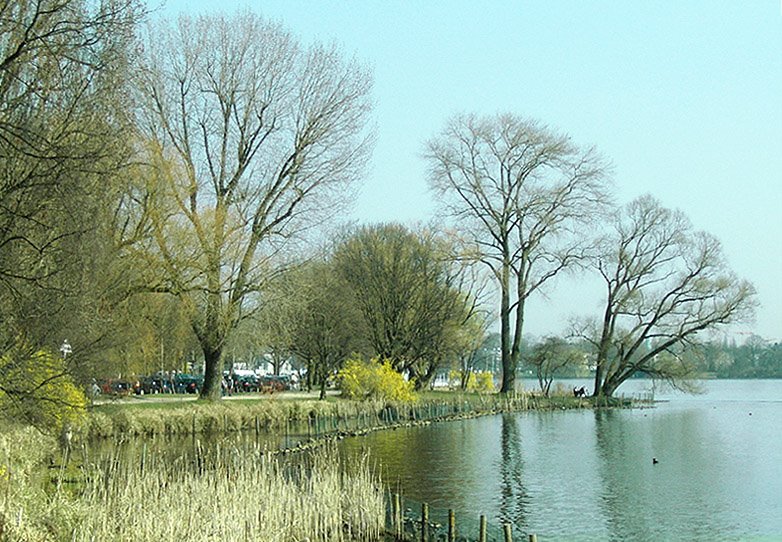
[390,494,539,542]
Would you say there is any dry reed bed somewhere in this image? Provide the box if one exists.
[84,398,389,439]
[1,424,385,542]
[67,443,385,542]
[0,426,70,541]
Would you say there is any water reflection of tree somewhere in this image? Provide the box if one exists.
[593,409,638,541]
[498,414,529,531]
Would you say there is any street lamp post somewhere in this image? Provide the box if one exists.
[60,340,72,359]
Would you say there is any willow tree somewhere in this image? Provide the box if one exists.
[129,13,373,400]
[426,113,610,393]
[0,0,142,425]
[333,223,480,388]
[0,0,140,338]
[579,195,757,397]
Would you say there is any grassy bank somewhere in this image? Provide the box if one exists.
[82,390,632,441]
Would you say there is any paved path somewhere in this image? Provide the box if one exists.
[93,389,339,406]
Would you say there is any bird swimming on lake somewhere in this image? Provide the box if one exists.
[652,457,659,465]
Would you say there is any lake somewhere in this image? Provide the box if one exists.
[339,379,782,541]
[90,379,781,540]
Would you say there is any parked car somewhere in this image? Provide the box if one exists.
[234,374,259,393]
[135,376,171,395]
[175,374,203,394]
[107,379,132,396]
[260,374,290,392]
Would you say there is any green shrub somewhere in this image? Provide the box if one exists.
[337,356,416,403]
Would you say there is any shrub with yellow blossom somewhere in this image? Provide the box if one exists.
[448,369,495,393]
[0,340,87,433]
[338,356,416,403]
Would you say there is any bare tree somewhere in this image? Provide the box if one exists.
[525,336,583,397]
[128,13,373,400]
[426,113,610,393]
[576,195,757,397]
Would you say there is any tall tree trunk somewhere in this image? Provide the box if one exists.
[507,287,526,394]
[500,257,513,393]
[593,289,615,397]
[419,359,439,390]
[319,377,327,400]
[200,345,223,401]
[600,371,620,397]
[408,365,426,391]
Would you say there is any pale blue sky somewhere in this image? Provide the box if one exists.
[160,1,781,341]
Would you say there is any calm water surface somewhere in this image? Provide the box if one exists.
[339,379,782,541]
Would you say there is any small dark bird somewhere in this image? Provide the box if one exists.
[652,457,659,465]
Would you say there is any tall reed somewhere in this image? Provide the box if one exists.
[0,424,78,541]
[66,443,385,542]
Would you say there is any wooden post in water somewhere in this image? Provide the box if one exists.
[420,502,429,542]
[392,493,401,539]
[396,494,403,539]
[390,492,397,537]
[448,509,455,542]
[528,535,537,542]
[503,523,513,542]
[479,515,487,542]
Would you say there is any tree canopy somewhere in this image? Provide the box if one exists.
[576,195,757,397]
[0,3,763,412]
[123,12,373,400]
[426,113,611,393]
[333,223,480,388]
[0,0,143,428]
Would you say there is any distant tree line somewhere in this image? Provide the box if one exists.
[682,336,782,379]
[515,334,782,396]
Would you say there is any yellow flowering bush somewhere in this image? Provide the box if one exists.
[448,369,495,393]
[338,356,416,403]
[0,343,87,433]
[469,371,495,393]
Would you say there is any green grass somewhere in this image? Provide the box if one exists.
[84,396,395,439]
[82,388,617,441]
